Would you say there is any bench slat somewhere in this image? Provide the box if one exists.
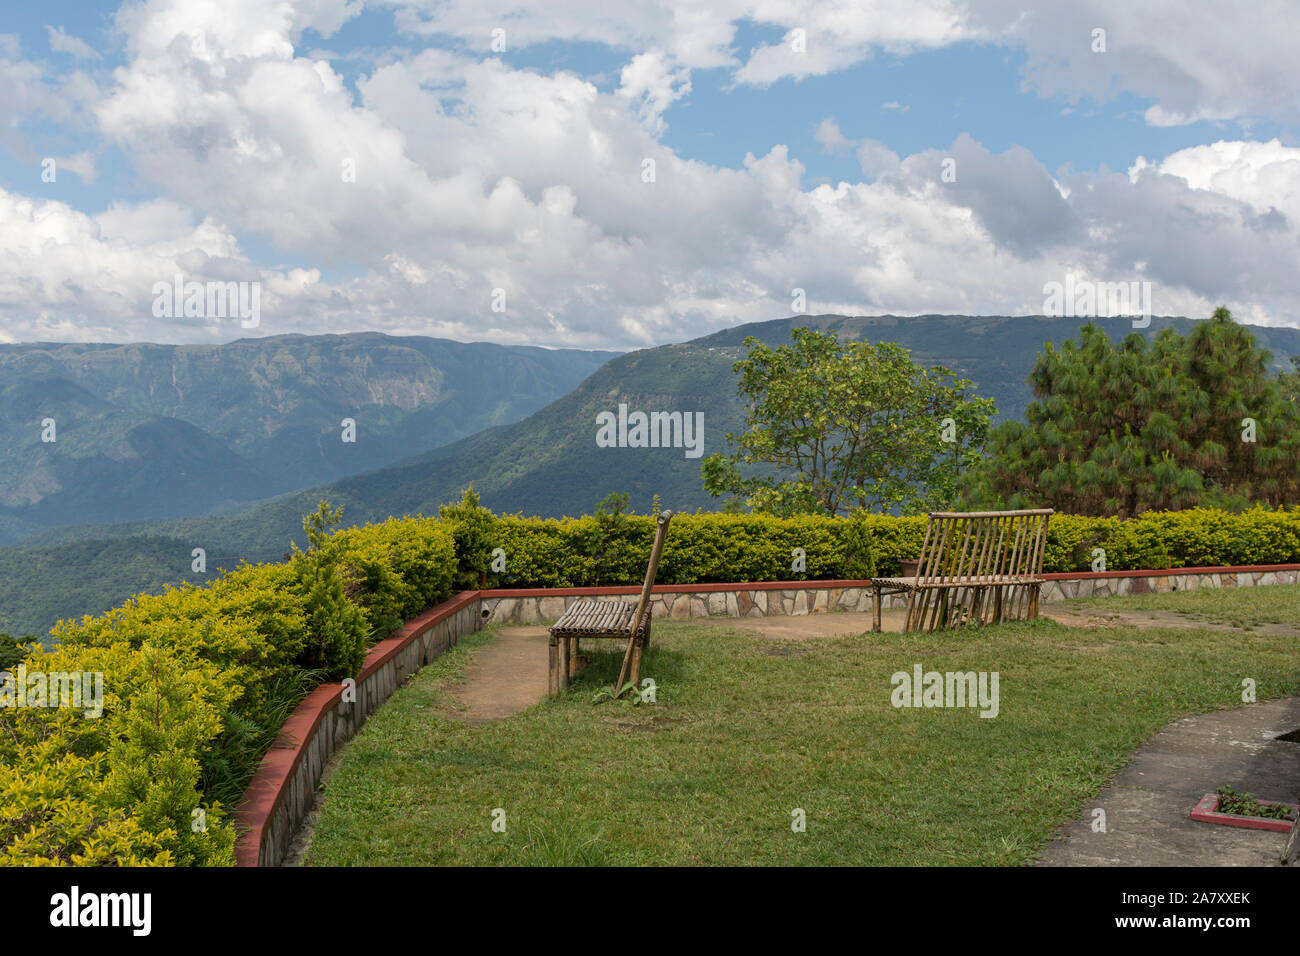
[552,598,638,635]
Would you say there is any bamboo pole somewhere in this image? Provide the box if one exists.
[906,517,938,632]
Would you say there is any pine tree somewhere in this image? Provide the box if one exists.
[966,308,1300,516]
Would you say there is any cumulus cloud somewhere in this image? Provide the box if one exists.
[379,1,1300,127]
[893,134,1076,256]
[617,50,692,132]
[1134,139,1300,224]
[856,138,901,179]
[2,0,1299,348]
[966,0,1300,126]
[814,118,853,155]
[45,26,101,60]
[731,1,969,86]
[0,189,269,343]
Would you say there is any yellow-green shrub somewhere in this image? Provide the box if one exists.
[331,517,456,637]
[1,515,458,867]
[486,506,1300,586]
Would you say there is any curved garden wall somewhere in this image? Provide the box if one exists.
[234,592,480,867]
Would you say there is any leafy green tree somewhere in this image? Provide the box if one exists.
[289,501,368,678]
[702,328,995,515]
[965,308,1300,516]
[594,491,631,517]
[438,485,500,588]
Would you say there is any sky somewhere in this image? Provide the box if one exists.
[1,0,1298,349]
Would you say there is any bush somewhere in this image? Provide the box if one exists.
[486,506,1300,586]
[331,517,457,640]
[438,486,500,590]
[0,506,458,867]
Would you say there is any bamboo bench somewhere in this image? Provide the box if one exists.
[871,509,1053,633]
[548,510,673,695]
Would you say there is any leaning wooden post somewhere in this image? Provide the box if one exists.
[616,509,673,692]
[560,633,571,690]
[548,634,560,696]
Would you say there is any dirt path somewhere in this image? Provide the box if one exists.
[447,626,552,722]
[679,609,906,639]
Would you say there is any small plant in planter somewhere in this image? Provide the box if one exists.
[1213,786,1295,820]
[1190,785,1299,833]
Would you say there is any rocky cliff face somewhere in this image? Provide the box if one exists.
[0,332,614,543]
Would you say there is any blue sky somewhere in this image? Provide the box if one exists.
[1,0,1298,346]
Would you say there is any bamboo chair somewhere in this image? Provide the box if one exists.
[871,509,1053,633]
[548,510,673,695]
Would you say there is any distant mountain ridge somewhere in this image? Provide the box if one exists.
[4,312,1298,637]
[0,333,616,546]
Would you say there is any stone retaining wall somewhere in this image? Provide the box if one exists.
[235,592,481,867]
[479,566,1300,626]
[480,583,875,625]
[1041,567,1298,601]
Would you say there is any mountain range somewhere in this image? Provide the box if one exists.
[0,333,615,546]
[4,313,1299,637]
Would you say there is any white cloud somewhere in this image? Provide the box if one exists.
[3,0,1300,349]
[0,189,263,343]
[856,138,900,179]
[45,26,101,60]
[50,152,100,183]
[966,0,1300,126]
[814,117,853,155]
[1137,139,1300,224]
[0,39,50,152]
[0,35,102,155]
[379,1,1300,127]
[617,50,692,132]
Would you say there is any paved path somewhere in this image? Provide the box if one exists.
[1036,696,1300,867]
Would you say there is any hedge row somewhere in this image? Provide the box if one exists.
[465,506,1300,588]
[0,517,455,866]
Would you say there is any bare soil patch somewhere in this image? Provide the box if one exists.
[445,626,552,722]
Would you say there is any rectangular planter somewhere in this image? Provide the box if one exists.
[1189,793,1299,833]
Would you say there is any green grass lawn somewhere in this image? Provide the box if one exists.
[1066,580,1300,629]
[305,586,1300,866]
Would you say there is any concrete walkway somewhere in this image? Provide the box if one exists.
[1036,696,1300,867]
